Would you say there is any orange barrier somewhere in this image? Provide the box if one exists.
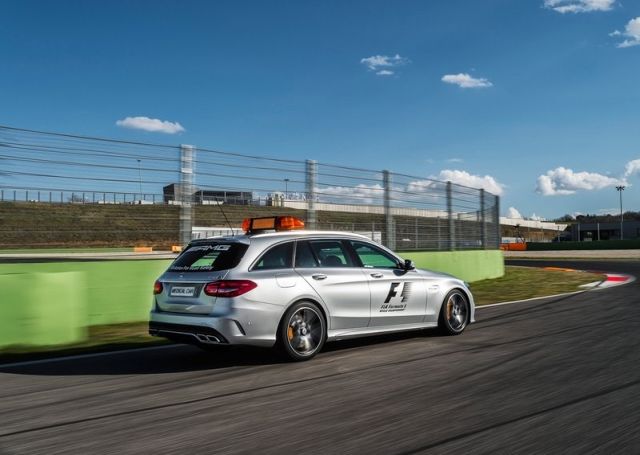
[171,245,183,253]
[133,246,153,253]
[500,242,527,251]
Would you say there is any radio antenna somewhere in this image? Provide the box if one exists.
[215,197,236,236]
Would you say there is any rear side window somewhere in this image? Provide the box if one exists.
[169,243,248,272]
[309,240,354,267]
[252,242,294,270]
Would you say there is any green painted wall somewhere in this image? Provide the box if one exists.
[0,260,170,347]
[400,249,504,282]
[0,250,503,348]
[0,272,87,346]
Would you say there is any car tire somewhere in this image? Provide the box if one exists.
[277,301,326,361]
[437,289,470,335]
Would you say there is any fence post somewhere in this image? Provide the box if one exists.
[383,170,395,250]
[480,189,487,249]
[494,195,500,248]
[447,181,455,250]
[305,160,317,229]
[179,144,195,246]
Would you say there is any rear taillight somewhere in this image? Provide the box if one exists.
[203,280,257,298]
[153,280,163,295]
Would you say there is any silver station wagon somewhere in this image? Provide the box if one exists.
[149,216,475,361]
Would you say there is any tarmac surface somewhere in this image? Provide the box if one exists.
[1,259,639,454]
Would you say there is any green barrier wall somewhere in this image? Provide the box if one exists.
[400,249,504,283]
[0,260,171,330]
[0,272,87,346]
[0,251,502,348]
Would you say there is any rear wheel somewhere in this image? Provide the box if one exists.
[278,301,326,361]
[438,290,470,335]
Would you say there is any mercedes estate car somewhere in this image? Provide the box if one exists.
[149,216,475,361]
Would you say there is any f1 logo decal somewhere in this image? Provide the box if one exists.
[384,282,412,303]
[381,282,411,312]
[384,282,401,303]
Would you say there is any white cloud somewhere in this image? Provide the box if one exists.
[507,207,523,219]
[613,17,640,48]
[317,184,384,204]
[624,159,640,177]
[530,213,546,221]
[544,0,615,13]
[441,73,493,89]
[360,54,410,76]
[116,116,185,134]
[434,169,505,196]
[446,158,464,163]
[596,208,618,215]
[536,166,626,196]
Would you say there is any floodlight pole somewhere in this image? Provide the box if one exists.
[616,185,625,240]
[137,159,143,199]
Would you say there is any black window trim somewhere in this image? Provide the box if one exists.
[293,239,321,269]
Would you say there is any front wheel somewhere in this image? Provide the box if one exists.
[438,290,470,335]
[278,301,326,361]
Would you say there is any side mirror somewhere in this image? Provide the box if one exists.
[403,259,416,271]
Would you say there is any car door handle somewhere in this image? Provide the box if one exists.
[370,273,384,278]
[312,274,327,280]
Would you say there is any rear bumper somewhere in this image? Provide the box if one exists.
[148,310,278,348]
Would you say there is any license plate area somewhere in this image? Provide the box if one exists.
[170,286,197,297]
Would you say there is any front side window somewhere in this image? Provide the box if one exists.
[309,240,354,267]
[350,241,400,269]
[252,242,294,270]
[169,243,248,272]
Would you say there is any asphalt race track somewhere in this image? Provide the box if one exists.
[1,259,639,454]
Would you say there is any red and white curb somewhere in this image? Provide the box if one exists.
[479,268,635,309]
[580,273,636,289]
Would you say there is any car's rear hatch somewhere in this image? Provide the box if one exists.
[155,240,248,315]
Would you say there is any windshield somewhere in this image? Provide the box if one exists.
[169,242,248,272]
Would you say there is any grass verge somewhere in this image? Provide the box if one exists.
[0,266,606,363]
[471,265,604,305]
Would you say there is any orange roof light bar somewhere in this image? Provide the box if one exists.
[241,216,305,233]
[276,216,305,231]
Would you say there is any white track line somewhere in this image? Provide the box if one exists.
[477,272,635,309]
[477,290,587,309]
[0,344,181,369]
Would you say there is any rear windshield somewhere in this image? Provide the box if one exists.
[169,243,248,272]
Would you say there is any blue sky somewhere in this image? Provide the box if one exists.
[1,0,639,219]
